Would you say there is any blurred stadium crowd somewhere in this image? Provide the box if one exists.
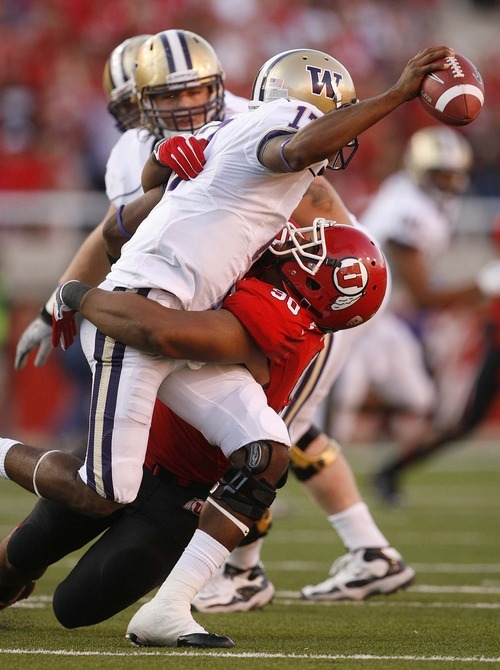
[0,0,499,208]
[0,0,499,442]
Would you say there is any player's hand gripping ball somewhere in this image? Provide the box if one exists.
[419,53,484,126]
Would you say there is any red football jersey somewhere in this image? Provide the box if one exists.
[145,277,325,484]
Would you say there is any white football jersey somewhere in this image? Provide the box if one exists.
[361,172,458,264]
[105,127,156,207]
[107,97,327,311]
[104,90,249,207]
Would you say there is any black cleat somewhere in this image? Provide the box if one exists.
[0,581,35,610]
[373,469,404,506]
[177,633,235,648]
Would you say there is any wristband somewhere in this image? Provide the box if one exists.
[42,287,59,323]
[279,138,297,172]
[152,139,169,168]
[116,204,132,239]
[39,305,52,326]
[61,281,92,312]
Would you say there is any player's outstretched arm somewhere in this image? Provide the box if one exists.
[262,46,455,172]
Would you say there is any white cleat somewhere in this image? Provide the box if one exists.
[126,600,209,647]
[301,547,415,601]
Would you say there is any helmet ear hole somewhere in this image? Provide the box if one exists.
[305,277,321,291]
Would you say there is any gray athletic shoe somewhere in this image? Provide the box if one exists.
[191,562,275,613]
[301,547,415,601]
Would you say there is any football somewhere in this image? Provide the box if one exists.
[418,53,485,126]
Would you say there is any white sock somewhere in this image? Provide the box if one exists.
[154,529,230,606]
[0,439,20,479]
[328,502,389,552]
[227,538,264,570]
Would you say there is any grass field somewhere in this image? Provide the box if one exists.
[0,439,499,669]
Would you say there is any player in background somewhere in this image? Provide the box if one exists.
[14,34,151,367]
[330,126,500,503]
[370,212,500,501]
[14,29,248,371]
[103,35,153,133]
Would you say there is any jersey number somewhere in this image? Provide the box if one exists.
[288,105,319,130]
[271,287,300,315]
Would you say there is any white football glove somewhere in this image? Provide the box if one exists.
[14,312,53,369]
[476,259,500,298]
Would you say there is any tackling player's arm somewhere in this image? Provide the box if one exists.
[261,46,454,173]
[142,159,171,193]
[75,287,270,385]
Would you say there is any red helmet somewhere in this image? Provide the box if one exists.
[274,220,387,331]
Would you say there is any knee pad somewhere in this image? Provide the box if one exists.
[210,441,278,521]
[290,439,340,482]
[242,440,272,473]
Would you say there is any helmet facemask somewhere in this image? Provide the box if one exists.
[107,82,141,132]
[270,218,337,276]
[328,137,359,171]
[139,77,225,136]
